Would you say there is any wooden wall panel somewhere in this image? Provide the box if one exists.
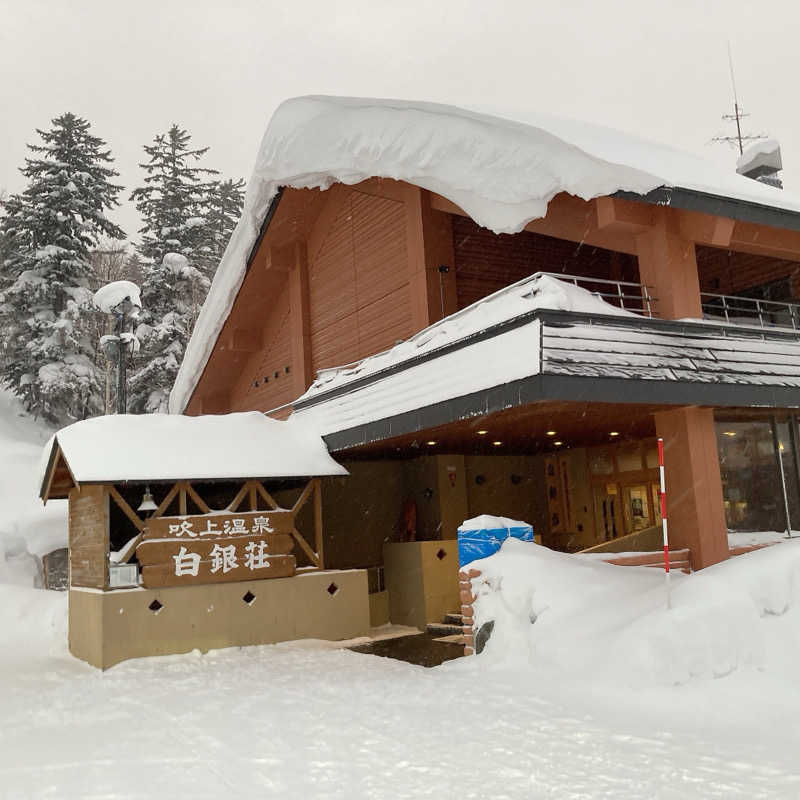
[309,189,412,373]
[453,216,639,310]
[69,485,108,589]
[229,281,296,413]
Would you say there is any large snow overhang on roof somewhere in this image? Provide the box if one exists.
[169,95,800,415]
[39,411,347,501]
[288,277,800,452]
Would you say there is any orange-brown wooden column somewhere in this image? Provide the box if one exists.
[637,211,728,569]
[288,241,313,398]
[405,186,457,329]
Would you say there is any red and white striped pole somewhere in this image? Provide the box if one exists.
[658,437,672,610]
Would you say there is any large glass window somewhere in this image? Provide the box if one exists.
[715,417,800,533]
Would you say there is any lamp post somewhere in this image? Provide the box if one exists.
[93,280,142,414]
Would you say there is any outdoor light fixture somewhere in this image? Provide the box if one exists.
[137,485,157,514]
[609,431,620,437]
[492,441,502,446]
[554,441,563,446]
[426,440,437,446]
[546,430,557,436]
[477,430,488,435]
[723,431,737,437]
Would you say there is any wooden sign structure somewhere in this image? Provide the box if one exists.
[107,478,324,590]
[137,510,297,588]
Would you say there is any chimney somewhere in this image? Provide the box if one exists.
[736,139,783,189]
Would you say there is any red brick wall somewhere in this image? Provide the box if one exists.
[453,217,640,310]
[696,245,800,298]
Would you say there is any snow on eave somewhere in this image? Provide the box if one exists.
[39,412,347,491]
[168,95,800,415]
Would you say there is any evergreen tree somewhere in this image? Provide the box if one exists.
[129,127,240,413]
[197,177,245,276]
[0,113,123,424]
[130,125,218,266]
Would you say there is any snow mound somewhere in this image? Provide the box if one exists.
[0,390,66,587]
[93,280,142,313]
[169,95,800,414]
[468,538,800,687]
[296,273,634,403]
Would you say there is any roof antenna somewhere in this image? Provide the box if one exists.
[711,41,768,154]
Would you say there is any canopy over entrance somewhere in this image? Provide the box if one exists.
[39,411,347,501]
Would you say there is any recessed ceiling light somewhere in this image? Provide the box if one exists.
[723,431,737,437]
[546,430,557,436]
[554,441,563,446]
[426,440,437,445]
[492,441,502,446]
[609,431,619,437]
[477,430,488,435]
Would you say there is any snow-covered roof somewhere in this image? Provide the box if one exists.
[736,139,782,175]
[170,95,800,414]
[40,411,346,497]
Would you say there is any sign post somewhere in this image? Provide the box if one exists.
[658,437,672,610]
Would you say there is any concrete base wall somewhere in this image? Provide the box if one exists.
[69,569,370,670]
[384,540,460,629]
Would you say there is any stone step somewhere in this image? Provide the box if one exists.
[443,612,464,626]
[426,622,464,636]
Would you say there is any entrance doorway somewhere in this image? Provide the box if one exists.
[593,484,622,541]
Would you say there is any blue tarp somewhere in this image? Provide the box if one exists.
[457,515,534,567]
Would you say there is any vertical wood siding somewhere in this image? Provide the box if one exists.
[309,190,412,372]
[230,281,296,413]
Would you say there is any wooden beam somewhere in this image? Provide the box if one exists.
[288,240,313,394]
[595,196,654,234]
[115,532,143,564]
[185,482,211,514]
[291,526,321,568]
[729,221,800,262]
[292,479,316,513]
[107,485,145,532]
[313,479,324,570]
[676,209,735,247]
[223,328,263,353]
[178,482,187,516]
[265,243,297,272]
[256,483,280,510]
[153,483,181,518]
[228,481,252,512]
[249,482,258,511]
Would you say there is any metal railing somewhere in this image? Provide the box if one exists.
[537,272,656,317]
[700,292,800,331]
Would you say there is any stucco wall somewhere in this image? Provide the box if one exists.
[69,569,370,670]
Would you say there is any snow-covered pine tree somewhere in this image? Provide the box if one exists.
[128,126,222,413]
[196,177,245,277]
[130,125,218,266]
[0,113,123,424]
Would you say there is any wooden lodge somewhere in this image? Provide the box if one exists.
[46,97,800,666]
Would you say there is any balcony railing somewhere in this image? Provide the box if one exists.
[538,272,656,316]
[542,271,800,332]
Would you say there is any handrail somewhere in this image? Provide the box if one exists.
[700,291,800,331]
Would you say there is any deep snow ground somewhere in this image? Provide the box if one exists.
[2,578,800,800]
[3,393,800,798]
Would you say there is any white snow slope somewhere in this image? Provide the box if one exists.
[4,529,800,795]
[169,95,800,415]
[0,389,66,586]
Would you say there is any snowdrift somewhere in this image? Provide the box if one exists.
[466,538,800,687]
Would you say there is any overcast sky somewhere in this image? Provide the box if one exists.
[1,0,798,240]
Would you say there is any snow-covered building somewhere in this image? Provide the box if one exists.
[169,96,800,632]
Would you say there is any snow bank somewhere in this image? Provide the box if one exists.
[0,390,66,587]
[92,280,141,313]
[468,538,800,688]
[42,411,347,491]
[295,273,634,404]
[169,95,800,414]
[736,138,782,173]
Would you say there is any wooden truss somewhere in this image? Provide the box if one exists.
[110,478,324,570]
